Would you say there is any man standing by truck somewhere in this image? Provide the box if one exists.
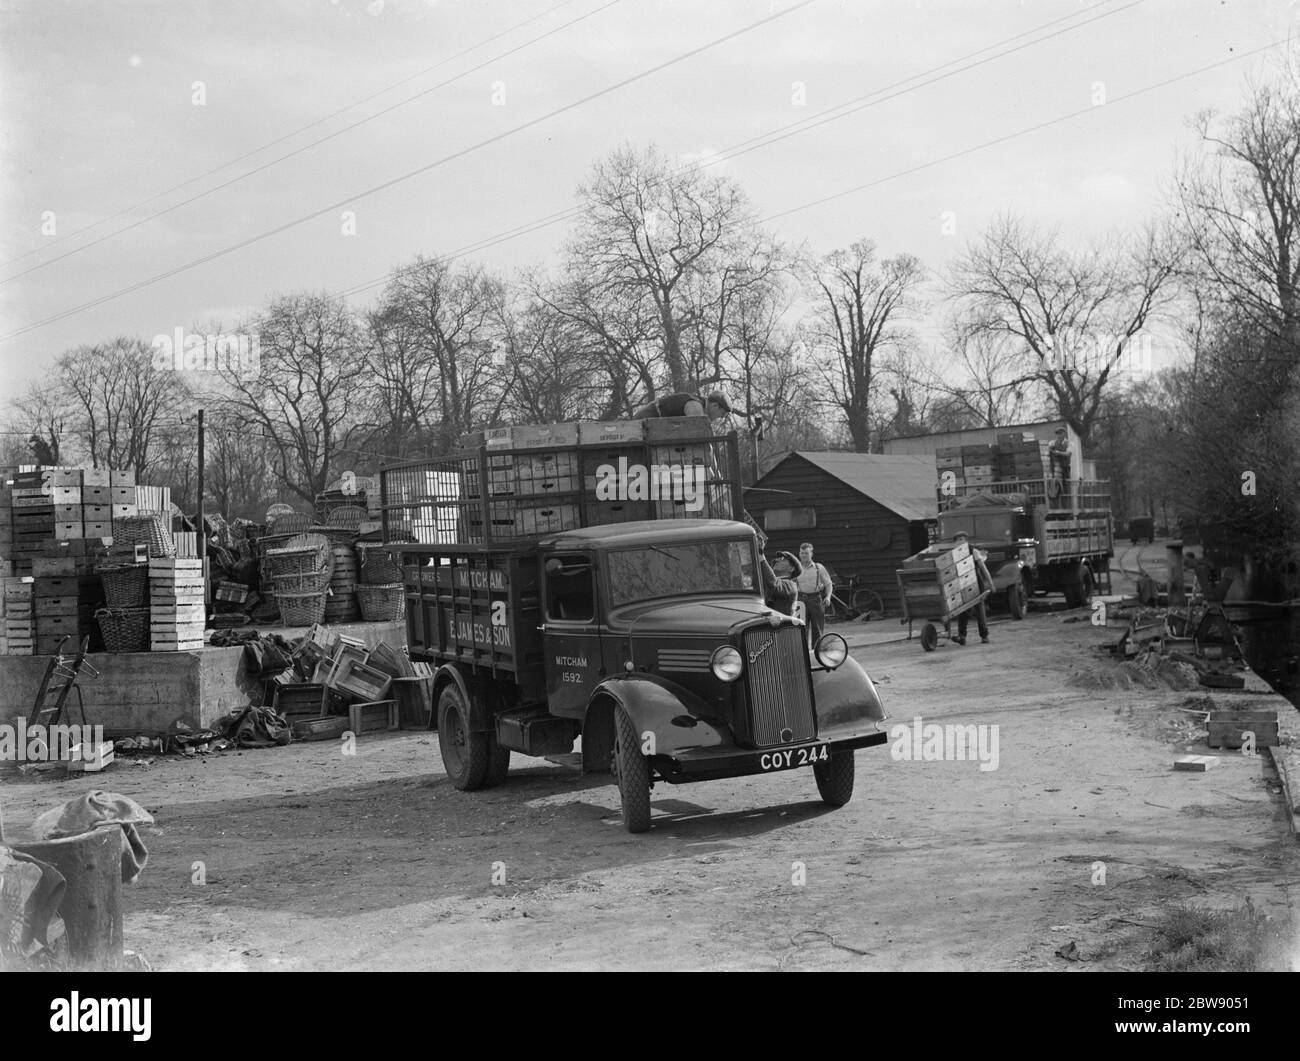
[796,542,833,646]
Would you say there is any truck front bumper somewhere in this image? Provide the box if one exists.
[653,728,889,784]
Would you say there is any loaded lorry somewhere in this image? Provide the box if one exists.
[379,417,890,833]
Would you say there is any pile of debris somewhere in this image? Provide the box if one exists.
[1102,600,1249,691]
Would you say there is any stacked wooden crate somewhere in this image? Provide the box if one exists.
[10,470,55,576]
[935,446,964,491]
[995,432,1050,482]
[32,563,103,656]
[960,444,997,487]
[2,576,35,655]
[149,558,206,650]
[935,540,981,609]
[0,482,12,577]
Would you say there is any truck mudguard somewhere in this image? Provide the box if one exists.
[811,654,888,728]
[588,674,730,758]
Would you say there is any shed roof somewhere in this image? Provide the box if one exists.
[761,452,937,522]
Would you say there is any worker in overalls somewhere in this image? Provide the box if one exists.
[631,391,731,421]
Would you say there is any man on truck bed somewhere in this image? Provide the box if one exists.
[632,390,731,421]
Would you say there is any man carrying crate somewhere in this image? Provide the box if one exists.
[952,532,994,645]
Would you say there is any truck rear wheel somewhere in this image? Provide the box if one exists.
[612,706,651,833]
[814,750,855,807]
[437,684,491,791]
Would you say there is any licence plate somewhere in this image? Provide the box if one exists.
[758,743,829,772]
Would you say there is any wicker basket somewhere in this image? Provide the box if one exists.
[272,570,331,594]
[97,561,149,609]
[310,524,360,545]
[267,510,311,536]
[326,505,366,530]
[266,542,331,578]
[111,514,175,558]
[275,590,327,627]
[360,555,403,585]
[357,583,405,622]
[95,607,150,653]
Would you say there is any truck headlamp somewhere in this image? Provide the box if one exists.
[814,633,848,670]
[710,645,743,683]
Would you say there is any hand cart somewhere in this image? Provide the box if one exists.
[896,566,991,652]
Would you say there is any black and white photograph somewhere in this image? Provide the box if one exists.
[0,0,1297,1000]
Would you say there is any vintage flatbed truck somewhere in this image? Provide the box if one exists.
[378,418,890,832]
[937,479,1114,610]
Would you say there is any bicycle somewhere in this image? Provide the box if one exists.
[825,572,886,622]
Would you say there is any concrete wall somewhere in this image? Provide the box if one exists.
[0,620,406,736]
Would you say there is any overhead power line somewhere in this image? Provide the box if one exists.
[0,0,815,341]
[0,0,620,285]
[0,0,590,272]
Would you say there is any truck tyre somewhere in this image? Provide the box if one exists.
[1006,582,1026,619]
[437,684,490,791]
[613,706,651,833]
[1080,567,1095,605]
[813,749,855,807]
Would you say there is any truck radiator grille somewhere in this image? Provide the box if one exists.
[743,625,817,747]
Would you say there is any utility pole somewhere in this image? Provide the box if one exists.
[196,409,205,562]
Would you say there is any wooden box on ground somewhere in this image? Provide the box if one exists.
[348,699,399,734]
[1206,709,1279,749]
[330,658,393,703]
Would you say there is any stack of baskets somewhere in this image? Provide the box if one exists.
[267,533,332,627]
[323,542,360,623]
[356,547,405,623]
[94,557,152,653]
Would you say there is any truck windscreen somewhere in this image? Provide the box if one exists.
[607,541,757,607]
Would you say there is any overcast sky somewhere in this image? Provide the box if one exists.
[0,0,1293,395]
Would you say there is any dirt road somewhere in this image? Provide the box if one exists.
[2,567,1296,971]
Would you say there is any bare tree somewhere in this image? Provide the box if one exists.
[57,337,189,474]
[216,294,370,505]
[806,239,925,451]
[7,379,73,466]
[1178,66,1300,352]
[569,142,757,394]
[948,213,1181,445]
[369,257,510,451]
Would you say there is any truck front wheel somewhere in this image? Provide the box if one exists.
[437,684,491,791]
[814,750,855,807]
[612,706,651,833]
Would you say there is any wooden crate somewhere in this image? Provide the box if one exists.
[330,658,392,702]
[81,468,111,488]
[348,699,399,734]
